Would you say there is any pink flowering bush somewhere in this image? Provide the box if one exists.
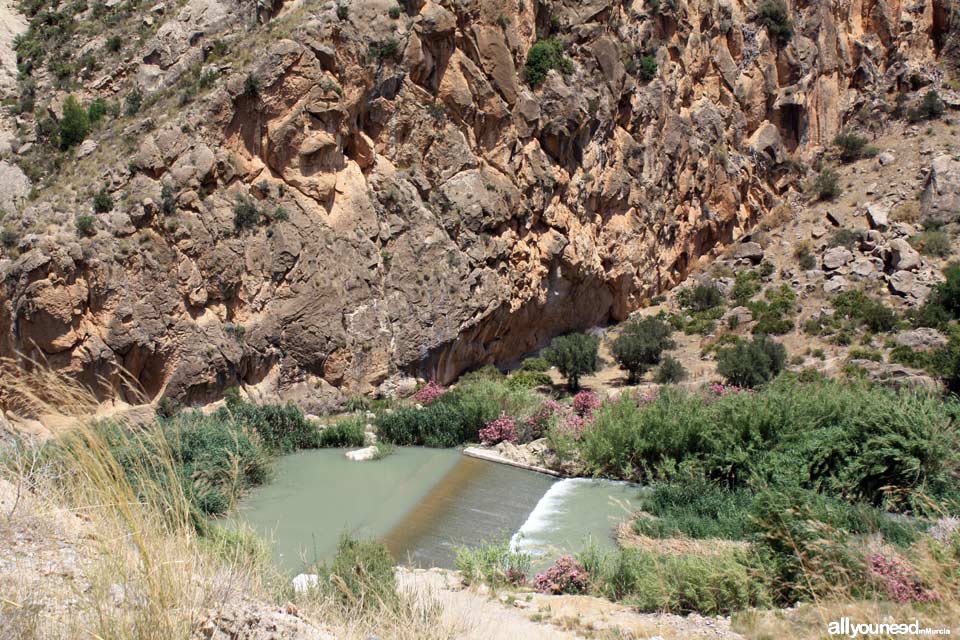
[525,399,565,440]
[412,381,446,405]
[708,382,751,397]
[572,391,601,416]
[868,554,940,603]
[479,413,518,445]
[561,414,591,441]
[534,556,589,594]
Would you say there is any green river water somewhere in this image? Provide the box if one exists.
[233,448,641,572]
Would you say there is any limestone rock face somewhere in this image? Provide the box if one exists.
[0,0,956,405]
[922,155,960,225]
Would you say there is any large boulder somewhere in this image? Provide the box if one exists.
[895,328,948,351]
[887,238,922,272]
[822,246,853,270]
[921,155,960,225]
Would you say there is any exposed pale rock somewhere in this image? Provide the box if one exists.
[345,446,378,462]
[822,247,853,270]
[866,204,889,231]
[922,155,960,224]
[888,238,922,272]
[889,270,929,299]
[734,242,764,264]
[895,328,948,350]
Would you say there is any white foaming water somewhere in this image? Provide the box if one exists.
[510,478,640,560]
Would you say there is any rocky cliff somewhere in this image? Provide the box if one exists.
[0,0,956,408]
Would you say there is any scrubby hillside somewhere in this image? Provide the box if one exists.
[1,0,958,410]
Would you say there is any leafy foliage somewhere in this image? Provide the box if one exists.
[611,316,675,383]
[756,0,793,45]
[524,38,572,86]
[716,335,787,387]
[59,95,89,149]
[543,333,599,390]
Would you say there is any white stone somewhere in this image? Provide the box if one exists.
[345,446,378,462]
[293,574,320,593]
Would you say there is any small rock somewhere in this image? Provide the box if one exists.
[75,139,98,159]
[292,574,320,594]
[823,276,850,294]
[811,226,827,239]
[878,151,895,166]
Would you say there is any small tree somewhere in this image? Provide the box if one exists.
[716,335,786,388]
[678,283,723,311]
[756,0,793,45]
[908,90,945,122]
[612,316,675,383]
[834,132,876,163]
[813,169,841,201]
[75,215,96,237]
[59,95,90,150]
[543,332,599,391]
[637,54,658,81]
[655,355,687,384]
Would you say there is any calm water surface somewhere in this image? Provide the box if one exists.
[235,448,640,572]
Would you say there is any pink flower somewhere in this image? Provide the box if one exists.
[868,554,940,603]
[534,556,589,594]
[479,413,518,445]
[561,414,592,441]
[708,382,751,397]
[412,381,446,404]
[572,391,601,417]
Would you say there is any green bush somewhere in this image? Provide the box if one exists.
[578,545,771,614]
[124,89,143,116]
[749,489,866,604]
[87,97,108,123]
[654,355,687,384]
[543,332,599,390]
[368,39,400,62]
[756,0,793,45]
[520,356,550,372]
[813,169,841,200]
[634,476,753,540]
[506,370,552,389]
[833,132,877,163]
[326,535,397,610]
[59,95,89,149]
[612,316,676,383]
[678,283,723,311]
[908,90,945,122]
[912,230,952,258]
[637,54,657,81]
[915,263,960,329]
[832,290,898,332]
[716,335,787,387]
[376,378,538,447]
[749,284,797,336]
[455,540,530,588]
[74,214,96,236]
[576,378,960,515]
[222,394,319,453]
[524,38,572,86]
[92,186,113,213]
[730,270,761,305]
[318,417,366,448]
[234,195,263,230]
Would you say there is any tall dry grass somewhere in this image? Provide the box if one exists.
[0,360,464,640]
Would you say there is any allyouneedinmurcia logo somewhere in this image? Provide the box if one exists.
[828,617,952,638]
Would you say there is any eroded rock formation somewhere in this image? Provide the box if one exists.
[0,0,956,408]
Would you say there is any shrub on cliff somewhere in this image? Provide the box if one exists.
[612,316,675,383]
[834,131,877,163]
[543,332,599,390]
[59,95,89,149]
[756,0,793,45]
[524,38,572,86]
